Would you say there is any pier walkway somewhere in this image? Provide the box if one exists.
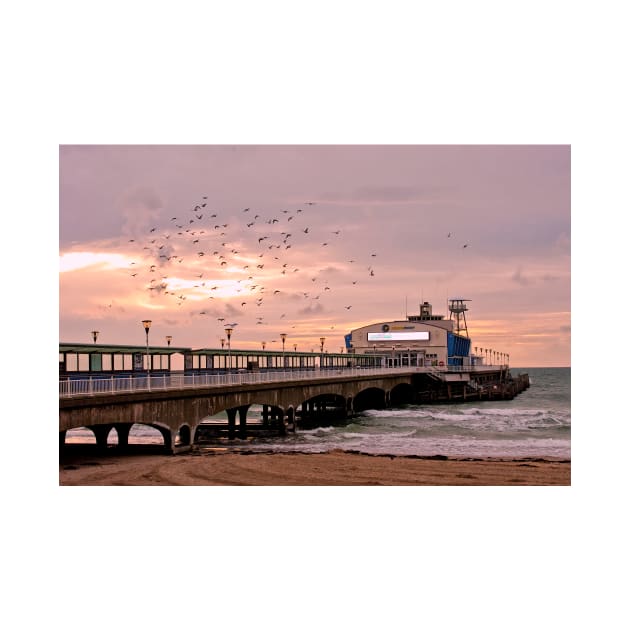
[59,365,523,453]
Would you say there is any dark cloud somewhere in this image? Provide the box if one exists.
[511,268,530,286]
[298,302,325,315]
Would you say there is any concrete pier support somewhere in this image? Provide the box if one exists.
[114,423,131,447]
[91,424,111,449]
[275,406,287,435]
[227,408,237,440]
[238,405,249,439]
[287,406,295,432]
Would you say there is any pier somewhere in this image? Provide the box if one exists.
[60,365,529,454]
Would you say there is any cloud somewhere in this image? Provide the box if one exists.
[120,187,164,237]
[511,267,530,286]
[319,184,449,207]
[298,302,325,315]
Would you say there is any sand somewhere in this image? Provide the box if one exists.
[59,447,570,486]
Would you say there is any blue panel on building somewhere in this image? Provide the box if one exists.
[447,333,471,365]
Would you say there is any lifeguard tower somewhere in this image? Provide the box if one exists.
[448,298,470,338]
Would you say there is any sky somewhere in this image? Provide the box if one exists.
[60,144,570,366]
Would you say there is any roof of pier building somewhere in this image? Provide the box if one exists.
[60,342,192,355]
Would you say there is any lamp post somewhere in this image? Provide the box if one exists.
[261,341,266,350]
[293,343,297,352]
[142,320,152,388]
[319,337,326,369]
[220,338,225,349]
[166,335,172,347]
[280,333,287,369]
[91,330,99,344]
[225,327,233,372]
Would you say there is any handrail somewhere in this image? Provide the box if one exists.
[59,364,509,398]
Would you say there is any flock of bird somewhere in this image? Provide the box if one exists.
[117,196,382,345]
[107,195,472,348]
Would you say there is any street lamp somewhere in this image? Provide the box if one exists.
[293,343,297,352]
[91,330,99,344]
[220,338,225,349]
[141,320,152,386]
[225,327,233,372]
[280,333,287,369]
[261,341,266,350]
[166,335,172,347]
[319,337,326,369]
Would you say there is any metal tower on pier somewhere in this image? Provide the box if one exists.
[448,298,470,337]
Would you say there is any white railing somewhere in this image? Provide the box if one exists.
[59,364,509,398]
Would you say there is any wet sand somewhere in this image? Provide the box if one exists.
[59,448,570,486]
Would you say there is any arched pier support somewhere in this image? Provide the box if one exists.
[286,406,296,432]
[91,424,112,449]
[113,423,131,447]
[226,405,250,440]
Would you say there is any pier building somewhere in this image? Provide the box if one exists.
[345,299,475,368]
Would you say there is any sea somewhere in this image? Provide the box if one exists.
[64,367,570,459]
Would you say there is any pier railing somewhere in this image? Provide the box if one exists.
[59,364,508,398]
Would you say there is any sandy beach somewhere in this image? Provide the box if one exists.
[59,448,570,486]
